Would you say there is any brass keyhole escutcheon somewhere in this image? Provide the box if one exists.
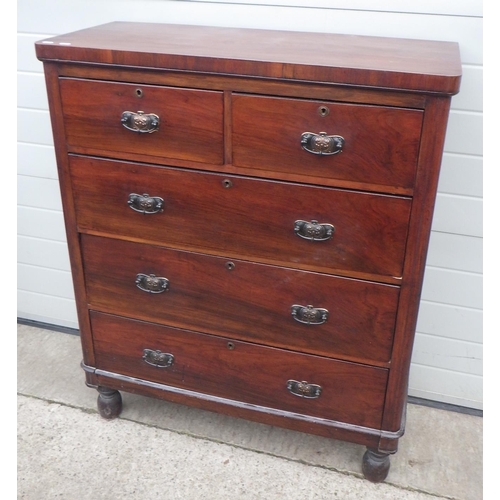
[222,179,233,189]
[135,88,144,98]
[227,342,235,350]
[318,105,329,117]
[225,261,235,271]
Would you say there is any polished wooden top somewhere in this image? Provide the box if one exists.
[35,22,461,94]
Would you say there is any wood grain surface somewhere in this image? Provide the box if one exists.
[35,22,462,93]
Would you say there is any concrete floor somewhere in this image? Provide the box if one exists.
[17,324,483,500]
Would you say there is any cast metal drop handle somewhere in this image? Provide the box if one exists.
[294,220,334,241]
[143,349,174,368]
[128,193,164,214]
[286,380,322,399]
[301,131,344,155]
[121,111,160,133]
[291,304,329,325]
[135,273,169,294]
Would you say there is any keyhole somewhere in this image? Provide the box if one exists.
[227,342,235,350]
[225,262,235,271]
[135,88,144,98]
[318,105,329,117]
[222,179,233,189]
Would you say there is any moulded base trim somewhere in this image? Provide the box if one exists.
[81,361,405,441]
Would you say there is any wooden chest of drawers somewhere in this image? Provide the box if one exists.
[36,22,461,482]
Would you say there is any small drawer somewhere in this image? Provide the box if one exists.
[232,94,423,192]
[82,235,399,364]
[59,78,224,165]
[70,156,411,280]
[91,311,389,429]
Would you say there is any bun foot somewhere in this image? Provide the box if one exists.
[362,448,391,483]
[97,386,122,419]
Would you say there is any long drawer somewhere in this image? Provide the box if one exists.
[91,311,389,429]
[59,78,224,165]
[70,156,411,280]
[232,94,423,192]
[82,235,399,364]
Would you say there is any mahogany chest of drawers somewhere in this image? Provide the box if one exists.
[36,22,461,482]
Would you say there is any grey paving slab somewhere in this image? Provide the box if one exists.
[18,396,444,500]
[17,325,483,500]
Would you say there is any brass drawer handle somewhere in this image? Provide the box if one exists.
[135,273,169,293]
[143,349,174,368]
[291,304,329,325]
[301,131,344,155]
[121,110,160,133]
[128,193,164,214]
[286,380,322,399]
[294,220,334,241]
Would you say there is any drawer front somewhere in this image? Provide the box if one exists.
[232,94,423,191]
[71,156,411,279]
[82,235,399,364]
[91,311,389,429]
[59,78,224,164]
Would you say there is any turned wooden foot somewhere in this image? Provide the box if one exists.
[97,386,122,419]
[362,448,391,483]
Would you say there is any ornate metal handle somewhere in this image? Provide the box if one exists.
[294,220,334,241]
[121,111,160,133]
[286,380,322,399]
[128,193,164,214]
[143,349,174,368]
[291,305,329,325]
[301,132,344,155]
[135,273,169,294]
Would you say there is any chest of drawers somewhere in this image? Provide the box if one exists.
[36,22,461,482]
